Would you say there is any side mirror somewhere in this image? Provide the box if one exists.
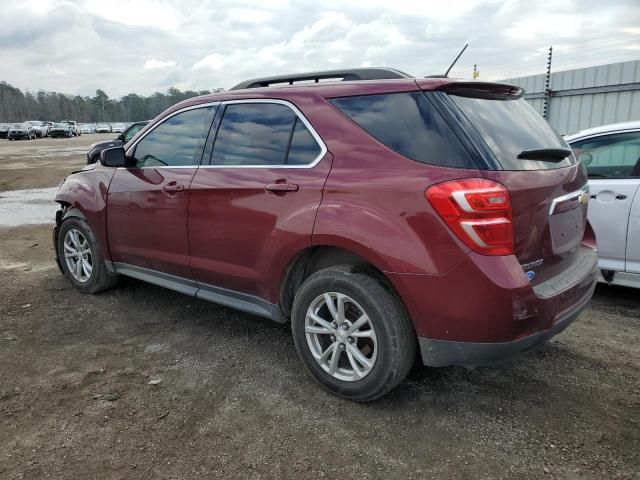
[100,147,127,167]
[117,133,125,141]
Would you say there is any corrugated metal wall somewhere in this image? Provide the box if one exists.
[501,60,640,135]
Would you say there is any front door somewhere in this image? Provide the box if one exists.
[107,105,216,278]
[188,101,331,302]
[571,130,640,272]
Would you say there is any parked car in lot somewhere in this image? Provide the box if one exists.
[566,121,640,289]
[49,122,73,138]
[111,123,125,133]
[0,123,9,138]
[25,120,48,138]
[61,120,80,136]
[95,123,111,133]
[54,68,597,401]
[42,121,54,136]
[8,123,36,140]
[79,124,93,134]
[86,121,149,164]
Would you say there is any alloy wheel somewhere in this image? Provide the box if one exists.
[63,229,93,283]
[304,292,378,382]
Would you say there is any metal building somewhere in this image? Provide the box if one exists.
[501,59,640,135]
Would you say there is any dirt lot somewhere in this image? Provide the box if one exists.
[0,136,638,479]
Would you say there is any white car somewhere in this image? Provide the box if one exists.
[566,121,640,289]
[25,120,48,138]
[111,123,125,133]
[79,124,92,134]
[95,124,111,133]
[61,120,80,136]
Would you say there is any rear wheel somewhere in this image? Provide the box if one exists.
[57,217,119,293]
[291,267,416,402]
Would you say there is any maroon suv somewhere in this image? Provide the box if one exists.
[54,68,597,401]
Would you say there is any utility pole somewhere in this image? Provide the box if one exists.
[472,64,479,80]
[543,46,553,119]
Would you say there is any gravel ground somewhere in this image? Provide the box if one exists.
[0,136,638,479]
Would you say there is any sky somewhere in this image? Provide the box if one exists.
[0,0,639,98]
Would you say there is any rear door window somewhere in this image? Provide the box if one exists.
[571,131,640,178]
[450,95,574,170]
[211,102,323,166]
[288,118,322,165]
[330,92,473,168]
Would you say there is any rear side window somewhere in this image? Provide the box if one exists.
[211,103,323,166]
[571,132,640,178]
[450,95,575,170]
[329,92,473,168]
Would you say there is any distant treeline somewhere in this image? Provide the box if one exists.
[0,81,223,123]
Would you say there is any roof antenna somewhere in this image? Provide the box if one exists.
[444,43,469,77]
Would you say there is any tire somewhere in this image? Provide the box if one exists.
[57,216,119,294]
[291,266,416,402]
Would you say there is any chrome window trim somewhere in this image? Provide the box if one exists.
[121,98,327,170]
[203,98,327,169]
[118,98,328,170]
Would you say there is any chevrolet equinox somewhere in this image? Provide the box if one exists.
[54,68,597,401]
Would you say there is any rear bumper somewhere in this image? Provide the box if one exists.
[387,244,598,366]
[418,281,594,367]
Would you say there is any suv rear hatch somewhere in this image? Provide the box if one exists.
[422,81,591,289]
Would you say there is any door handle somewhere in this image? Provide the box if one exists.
[162,181,185,193]
[265,180,299,193]
[615,194,627,200]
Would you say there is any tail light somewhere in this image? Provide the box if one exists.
[426,179,514,256]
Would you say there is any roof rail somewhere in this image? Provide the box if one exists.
[230,67,412,90]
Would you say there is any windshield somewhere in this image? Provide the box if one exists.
[11,123,26,128]
[450,95,576,170]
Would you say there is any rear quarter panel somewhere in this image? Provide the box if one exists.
[306,97,477,275]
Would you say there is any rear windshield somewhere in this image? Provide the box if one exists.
[450,95,575,170]
[330,92,474,168]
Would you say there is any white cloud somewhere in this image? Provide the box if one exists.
[193,53,226,70]
[84,0,181,31]
[144,59,178,69]
[1,0,639,97]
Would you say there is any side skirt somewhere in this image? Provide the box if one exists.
[107,261,286,323]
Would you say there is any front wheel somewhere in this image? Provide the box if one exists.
[291,267,416,402]
[57,216,119,293]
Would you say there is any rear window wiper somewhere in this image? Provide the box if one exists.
[517,148,572,162]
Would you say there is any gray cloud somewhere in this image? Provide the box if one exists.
[1,0,638,98]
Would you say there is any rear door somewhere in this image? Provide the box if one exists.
[107,104,216,278]
[441,85,589,285]
[188,100,331,302]
[569,130,640,272]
